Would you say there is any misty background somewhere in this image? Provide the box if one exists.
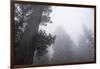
[37,6,94,64]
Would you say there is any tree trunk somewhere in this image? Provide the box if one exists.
[15,8,43,65]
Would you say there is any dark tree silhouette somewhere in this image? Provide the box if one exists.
[32,30,56,56]
[15,4,52,45]
[14,3,53,65]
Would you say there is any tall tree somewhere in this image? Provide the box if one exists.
[52,26,76,63]
[14,3,53,65]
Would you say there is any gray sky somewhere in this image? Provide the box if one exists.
[39,6,94,45]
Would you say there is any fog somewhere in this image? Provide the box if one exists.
[39,6,94,46]
[36,6,94,64]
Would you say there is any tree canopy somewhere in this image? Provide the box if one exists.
[15,4,52,44]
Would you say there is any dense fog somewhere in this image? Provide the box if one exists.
[37,6,94,64]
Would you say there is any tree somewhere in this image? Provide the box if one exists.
[14,3,53,65]
[78,25,94,61]
[15,4,52,45]
[32,30,56,64]
[32,30,56,56]
[52,26,76,63]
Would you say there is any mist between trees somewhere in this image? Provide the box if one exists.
[14,3,94,65]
